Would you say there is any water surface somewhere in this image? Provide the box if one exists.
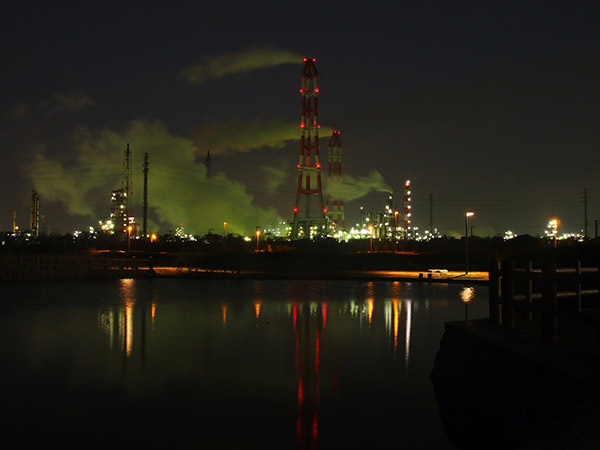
[0,278,488,449]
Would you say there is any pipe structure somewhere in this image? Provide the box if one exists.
[325,130,345,231]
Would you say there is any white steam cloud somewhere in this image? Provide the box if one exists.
[194,117,333,156]
[28,120,282,235]
[181,46,302,85]
[9,90,96,118]
[325,170,393,201]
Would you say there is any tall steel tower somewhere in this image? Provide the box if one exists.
[122,143,132,226]
[326,130,345,230]
[291,58,326,239]
[30,190,40,237]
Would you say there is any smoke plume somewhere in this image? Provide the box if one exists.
[325,170,393,201]
[9,90,96,118]
[181,46,302,85]
[28,120,282,235]
[193,117,333,156]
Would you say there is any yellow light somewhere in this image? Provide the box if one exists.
[466,211,474,217]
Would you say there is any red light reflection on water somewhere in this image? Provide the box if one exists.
[295,303,321,450]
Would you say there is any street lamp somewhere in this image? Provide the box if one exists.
[465,211,474,274]
[223,221,228,252]
[256,229,261,252]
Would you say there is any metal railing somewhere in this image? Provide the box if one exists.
[489,260,600,352]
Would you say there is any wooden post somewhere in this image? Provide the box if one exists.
[489,258,501,325]
[542,262,558,342]
[526,261,533,321]
[501,260,515,330]
[576,261,582,313]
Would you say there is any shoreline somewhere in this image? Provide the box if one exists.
[150,267,489,284]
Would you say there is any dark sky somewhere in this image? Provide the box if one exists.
[2,1,599,237]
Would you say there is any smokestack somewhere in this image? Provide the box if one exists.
[205,150,211,177]
[143,153,149,238]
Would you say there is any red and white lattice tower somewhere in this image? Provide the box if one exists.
[403,180,412,238]
[291,58,326,239]
[326,130,345,230]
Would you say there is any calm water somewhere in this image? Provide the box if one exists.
[0,278,488,449]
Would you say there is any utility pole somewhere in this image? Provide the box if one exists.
[429,193,433,234]
[143,153,149,238]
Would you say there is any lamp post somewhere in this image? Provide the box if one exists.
[256,229,261,252]
[223,221,228,252]
[465,211,474,274]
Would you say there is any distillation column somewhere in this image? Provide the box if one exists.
[291,58,326,239]
[403,180,412,239]
[326,130,345,231]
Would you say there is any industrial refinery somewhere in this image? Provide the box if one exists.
[8,57,418,244]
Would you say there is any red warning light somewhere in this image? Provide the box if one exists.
[323,208,327,213]
[297,164,300,168]
[303,58,307,62]
[312,58,316,62]
[300,123,305,128]
[293,207,299,213]
[317,125,321,128]
[316,163,321,168]
[299,89,303,93]
[314,88,319,93]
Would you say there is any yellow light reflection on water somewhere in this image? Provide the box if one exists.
[254,301,262,319]
[222,303,228,326]
[119,279,136,358]
[460,287,475,303]
[367,298,374,326]
[392,299,399,351]
[405,300,412,367]
[151,301,156,329]
[125,300,133,357]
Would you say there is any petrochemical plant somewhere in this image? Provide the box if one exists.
[8,57,424,245]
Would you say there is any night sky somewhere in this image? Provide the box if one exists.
[2,1,600,237]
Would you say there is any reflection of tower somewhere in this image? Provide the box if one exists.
[294,303,322,450]
[291,58,326,239]
[30,190,40,237]
[403,180,412,239]
[326,131,345,231]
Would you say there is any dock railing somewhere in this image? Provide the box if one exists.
[489,259,600,354]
